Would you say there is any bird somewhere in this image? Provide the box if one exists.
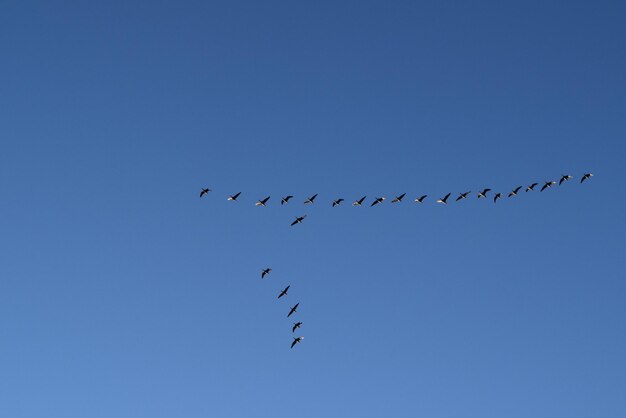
[559,174,572,185]
[227,192,241,201]
[580,173,594,183]
[332,198,344,207]
[255,196,270,206]
[508,186,522,197]
[261,268,272,279]
[292,322,303,333]
[371,197,386,207]
[477,188,491,199]
[291,215,307,226]
[456,191,471,201]
[287,303,300,317]
[540,181,556,192]
[391,193,406,203]
[436,193,451,204]
[199,188,211,198]
[281,195,293,205]
[277,285,290,299]
[414,195,427,203]
[291,336,304,349]
[304,194,318,204]
[526,183,538,192]
[353,196,367,206]
[493,193,502,203]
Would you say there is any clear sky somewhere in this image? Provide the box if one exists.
[1,1,625,417]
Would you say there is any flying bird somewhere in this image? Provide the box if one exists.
[291,215,307,226]
[353,196,367,206]
[477,188,491,199]
[199,188,211,198]
[526,183,538,192]
[540,181,556,192]
[493,193,502,203]
[436,193,451,204]
[456,191,471,201]
[287,303,300,317]
[508,186,522,197]
[255,196,270,206]
[371,197,386,207]
[292,322,303,333]
[281,195,293,205]
[391,193,406,203]
[227,192,241,201]
[414,195,427,203]
[261,268,272,279]
[291,336,304,349]
[304,194,318,204]
[559,174,572,185]
[332,198,344,207]
[277,285,290,299]
[580,173,594,183]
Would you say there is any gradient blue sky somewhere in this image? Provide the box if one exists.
[1,1,625,417]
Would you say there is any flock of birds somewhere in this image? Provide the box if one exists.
[199,173,594,227]
[260,268,304,349]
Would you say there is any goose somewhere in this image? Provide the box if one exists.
[493,193,502,203]
[353,196,367,206]
[291,336,304,349]
[199,188,211,198]
[580,173,594,183]
[414,195,427,203]
[436,193,451,204]
[227,192,241,201]
[255,196,270,206]
[277,285,290,299]
[477,188,491,199]
[371,197,386,207]
[292,322,303,333]
[291,215,307,226]
[456,191,471,201]
[304,194,318,204]
[508,186,522,197]
[332,198,344,207]
[540,181,556,192]
[559,174,572,185]
[281,195,293,205]
[287,303,300,317]
[391,193,406,203]
[261,268,272,279]
[526,183,538,192]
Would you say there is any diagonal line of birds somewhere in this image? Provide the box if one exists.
[260,267,304,349]
[199,173,594,226]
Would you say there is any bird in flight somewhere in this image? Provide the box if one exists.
[353,196,367,206]
[493,193,502,203]
[227,192,241,201]
[277,285,290,299]
[281,195,293,205]
[526,183,538,192]
[291,215,307,226]
[199,188,211,198]
[255,196,270,206]
[291,336,304,349]
[371,197,386,207]
[508,186,522,197]
[332,198,344,207]
[540,181,556,192]
[580,173,594,183]
[391,193,406,203]
[559,174,572,185]
[436,193,451,204]
[292,322,303,333]
[304,194,318,204]
[287,303,300,317]
[414,195,427,203]
[261,268,272,279]
[477,188,491,199]
[456,191,471,201]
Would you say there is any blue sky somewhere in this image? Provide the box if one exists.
[1,1,625,417]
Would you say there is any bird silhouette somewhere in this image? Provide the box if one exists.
[508,186,522,197]
[292,322,303,333]
[261,268,272,279]
[199,188,211,198]
[332,198,344,207]
[277,285,290,299]
[391,193,406,203]
[526,183,538,192]
[227,192,241,201]
[559,174,572,185]
[281,195,293,205]
[353,196,367,206]
[456,191,471,201]
[414,195,427,203]
[436,193,451,204]
[287,303,300,317]
[291,336,304,349]
[477,188,491,199]
[371,197,386,207]
[255,196,270,206]
[580,173,594,183]
[291,215,307,226]
[540,181,556,192]
[493,193,502,203]
[304,194,318,204]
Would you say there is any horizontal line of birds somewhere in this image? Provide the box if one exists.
[200,173,593,226]
[261,268,304,349]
